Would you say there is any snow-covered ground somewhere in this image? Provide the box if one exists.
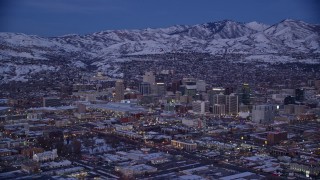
[0,19,319,83]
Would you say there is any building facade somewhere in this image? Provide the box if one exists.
[252,105,275,124]
[139,82,151,95]
[171,140,197,151]
[33,149,58,162]
[115,80,124,102]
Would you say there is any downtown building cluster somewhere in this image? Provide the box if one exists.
[0,68,320,179]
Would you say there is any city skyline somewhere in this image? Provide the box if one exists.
[0,0,320,179]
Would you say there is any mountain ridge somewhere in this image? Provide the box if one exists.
[0,19,319,83]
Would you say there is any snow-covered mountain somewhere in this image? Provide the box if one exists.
[0,19,319,83]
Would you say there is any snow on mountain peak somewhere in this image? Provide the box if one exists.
[0,19,319,60]
[0,19,319,83]
[246,21,269,31]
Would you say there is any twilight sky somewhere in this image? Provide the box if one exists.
[0,0,319,37]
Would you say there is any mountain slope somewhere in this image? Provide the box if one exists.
[0,19,319,83]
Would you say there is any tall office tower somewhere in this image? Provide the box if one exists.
[156,83,166,96]
[139,82,151,95]
[212,93,226,105]
[185,84,197,97]
[175,91,181,101]
[208,88,225,106]
[115,80,124,102]
[226,94,238,115]
[239,83,251,105]
[171,80,181,93]
[252,105,275,124]
[295,88,304,102]
[143,71,155,85]
[213,104,226,116]
[196,80,206,92]
[181,78,197,97]
[192,101,210,114]
[143,71,157,95]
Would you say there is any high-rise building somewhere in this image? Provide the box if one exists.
[226,94,238,115]
[192,101,209,114]
[139,82,151,95]
[142,71,158,94]
[143,71,155,85]
[252,105,275,124]
[212,93,226,105]
[180,78,197,96]
[210,93,238,116]
[295,88,304,102]
[213,104,225,116]
[196,80,206,92]
[155,83,166,96]
[115,80,124,102]
[208,88,225,106]
[239,83,251,105]
[171,80,181,93]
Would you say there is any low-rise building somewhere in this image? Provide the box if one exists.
[115,164,157,177]
[21,161,40,173]
[171,140,197,151]
[33,149,58,162]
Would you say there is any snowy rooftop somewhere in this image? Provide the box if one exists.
[0,107,11,111]
[88,102,147,113]
[123,164,157,171]
[219,172,255,180]
[28,106,76,112]
[179,174,206,180]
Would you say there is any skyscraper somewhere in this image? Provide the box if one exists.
[213,94,226,105]
[196,80,206,92]
[143,71,157,95]
[239,83,251,105]
[171,80,181,93]
[295,88,304,102]
[211,93,238,116]
[155,83,166,96]
[226,94,238,115]
[208,88,225,106]
[192,101,209,114]
[143,71,155,85]
[213,104,225,116]
[115,80,124,102]
[139,82,151,95]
